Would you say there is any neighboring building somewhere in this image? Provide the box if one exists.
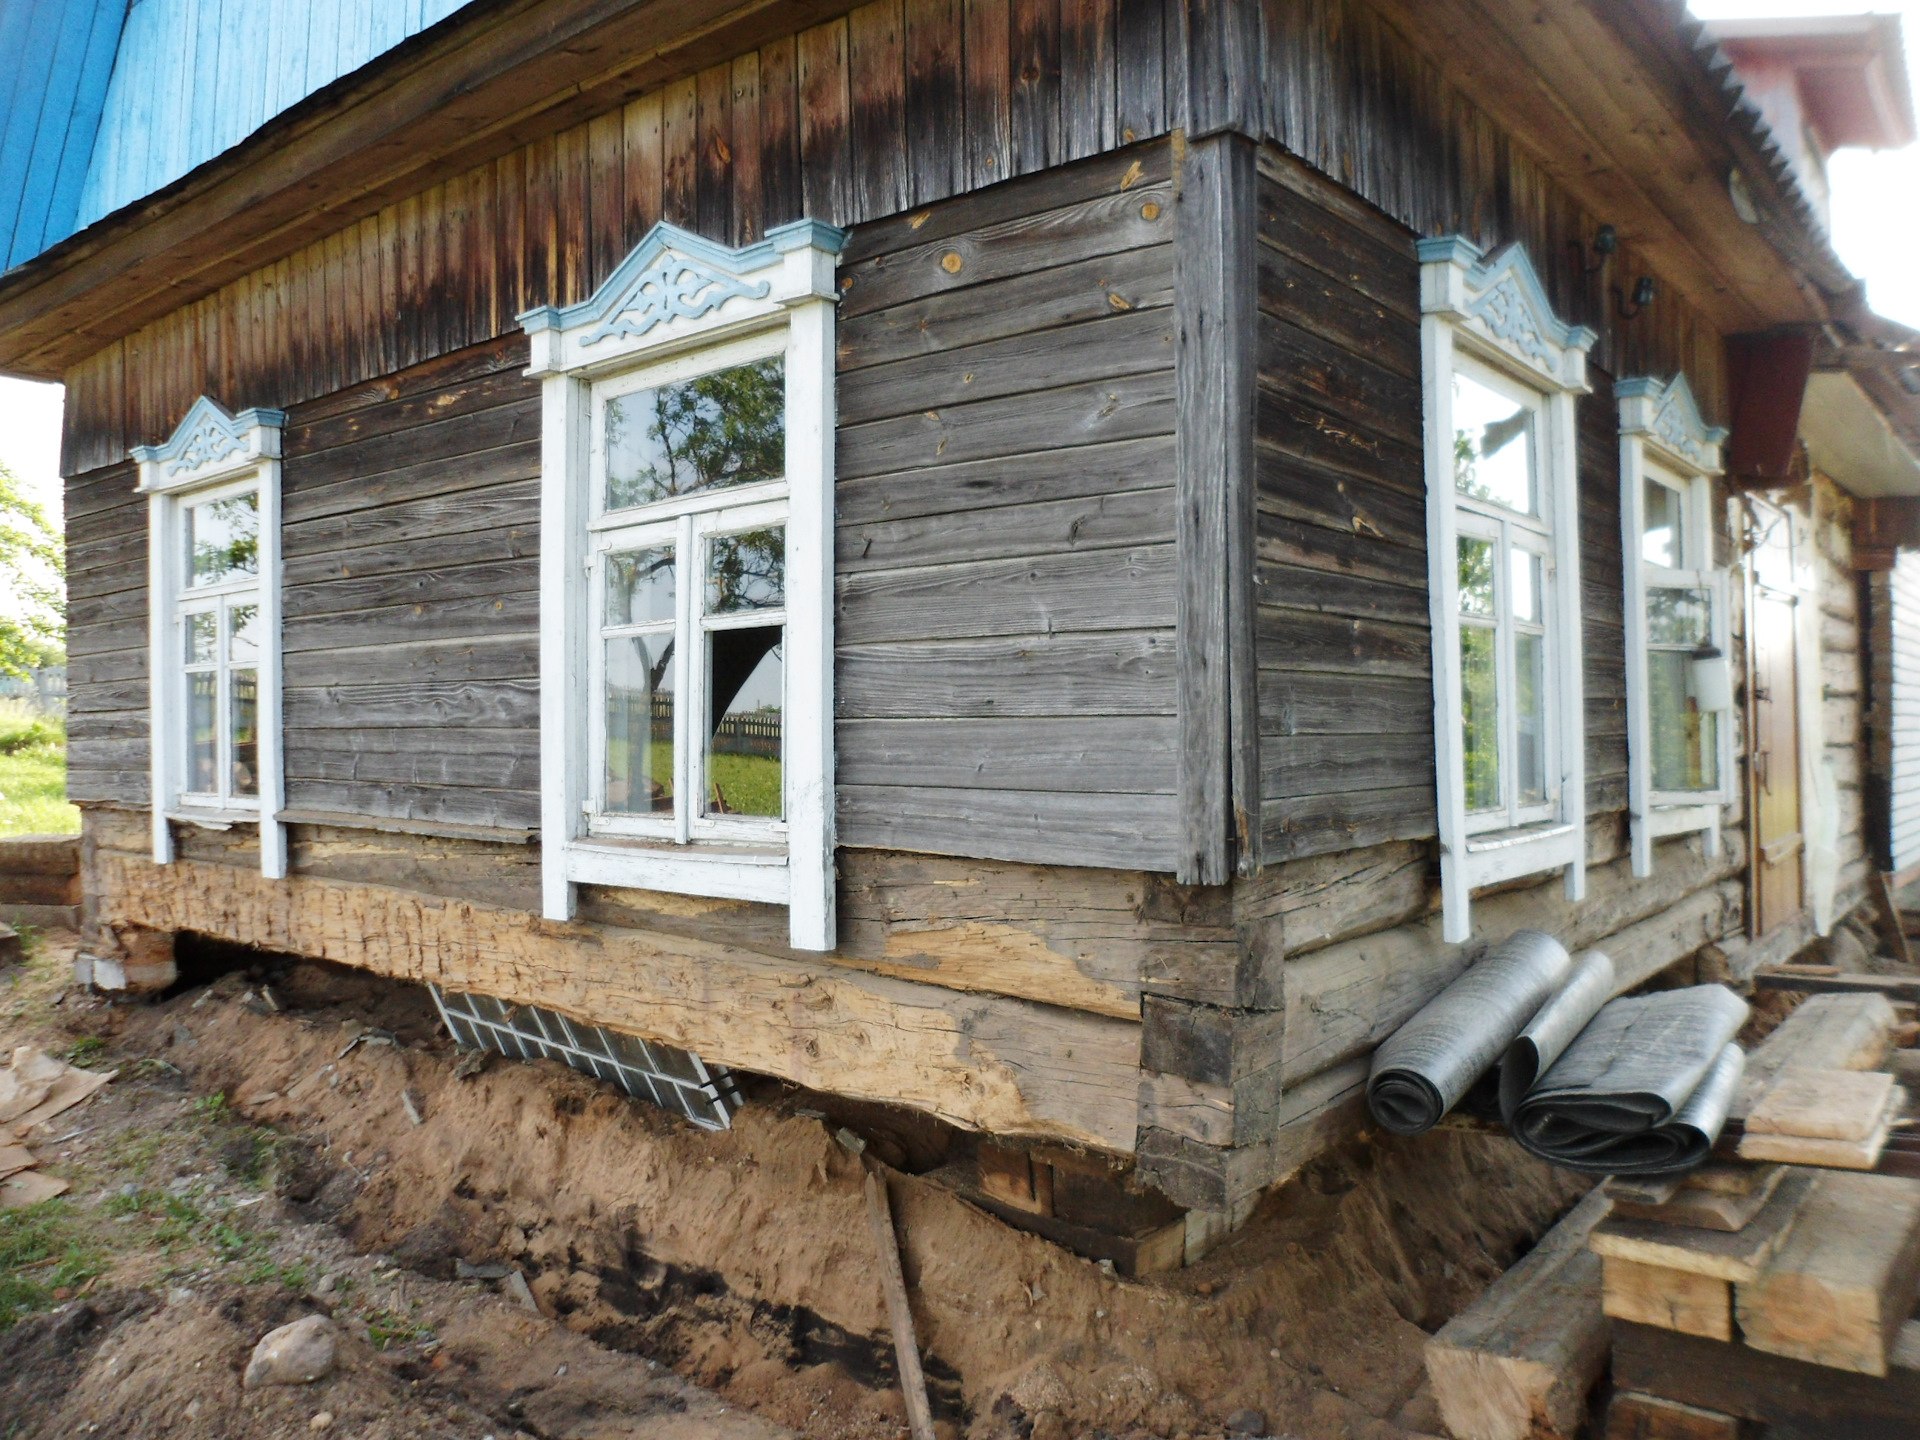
[2,0,1919,1228]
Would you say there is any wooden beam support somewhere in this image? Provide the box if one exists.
[1856,497,1920,560]
[1172,128,1259,886]
[83,842,1145,1153]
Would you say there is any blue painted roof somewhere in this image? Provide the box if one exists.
[0,0,127,272]
[0,0,476,277]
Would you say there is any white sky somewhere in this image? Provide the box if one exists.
[0,1,1912,527]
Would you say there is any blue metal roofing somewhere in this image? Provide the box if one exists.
[0,0,127,272]
[0,0,476,276]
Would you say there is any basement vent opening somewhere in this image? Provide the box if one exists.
[429,986,743,1130]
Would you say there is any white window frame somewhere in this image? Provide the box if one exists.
[1617,374,1734,878]
[131,397,288,879]
[521,218,845,951]
[1419,237,1596,943]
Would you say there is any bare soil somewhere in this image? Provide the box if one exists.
[1,930,1587,1440]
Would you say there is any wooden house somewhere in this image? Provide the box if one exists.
[6,0,1920,1224]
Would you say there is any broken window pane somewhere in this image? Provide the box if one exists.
[705,630,782,820]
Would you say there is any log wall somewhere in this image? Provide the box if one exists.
[55,0,1731,476]
[1867,551,1920,875]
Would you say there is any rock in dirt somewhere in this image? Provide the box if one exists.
[243,1314,339,1389]
[1224,1407,1268,1435]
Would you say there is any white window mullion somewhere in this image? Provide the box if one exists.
[675,513,697,847]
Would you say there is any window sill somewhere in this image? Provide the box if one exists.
[1462,821,1581,889]
[1645,801,1722,840]
[168,807,260,831]
[563,838,789,906]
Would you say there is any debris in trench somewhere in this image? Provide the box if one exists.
[865,1170,937,1440]
[0,1042,115,1208]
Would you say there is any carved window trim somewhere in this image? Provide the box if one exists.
[521,219,845,952]
[131,397,289,879]
[1617,374,1734,877]
[1419,237,1597,942]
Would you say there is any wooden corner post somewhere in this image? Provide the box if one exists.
[1174,130,1259,886]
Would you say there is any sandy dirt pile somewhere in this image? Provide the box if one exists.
[98,950,1582,1439]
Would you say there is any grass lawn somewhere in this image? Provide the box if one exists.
[0,702,79,837]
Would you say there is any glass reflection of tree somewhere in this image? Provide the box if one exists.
[1459,524,1501,813]
[192,497,259,581]
[608,359,784,508]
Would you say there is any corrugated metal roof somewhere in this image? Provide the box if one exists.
[0,0,127,272]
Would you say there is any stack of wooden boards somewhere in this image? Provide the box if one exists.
[1425,988,1920,1440]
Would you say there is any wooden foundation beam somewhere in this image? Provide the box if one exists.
[86,845,1143,1152]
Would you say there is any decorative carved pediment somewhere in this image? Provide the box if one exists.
[520,219,847,376]
[130,396,285,491]
[1419,236,1596,391]
[1617,373,1728,475]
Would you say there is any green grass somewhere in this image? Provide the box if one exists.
[0,702,77,837]
[0,1201,105,1331]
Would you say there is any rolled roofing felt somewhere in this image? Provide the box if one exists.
[1366,929,1572,1136]
[1507,986,1749,1176]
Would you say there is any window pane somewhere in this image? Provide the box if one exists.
[604,357,785,510]
[1643,478,1684,568]
[230,668,259,797]
[1649,650,1719,791]
[1452,372,1535,515]
[187,671,218,793]
[1514,630,1547,807]
[1511,550,1543,625]
[1461,624,1501,813]
[1458,536,1494,617]
[605,634,675,815]
[1647,587,1711,646]
[707,527,785,613]
[185,491,259,587]
[605,547,676,627]
[229,602,260,663]
[705,628,782,819]
[185,611,217,665]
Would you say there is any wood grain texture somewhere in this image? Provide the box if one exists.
[86,829,1144,1152]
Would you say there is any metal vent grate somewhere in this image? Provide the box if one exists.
[430,986,742,1130]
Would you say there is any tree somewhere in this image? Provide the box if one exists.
[0,461,64,680]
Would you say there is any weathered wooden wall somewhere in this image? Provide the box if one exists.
[57,0,1732,476]
[280,337,543,829]
[1867,551,1920,875]
[65,461,149,806]
[834,142,1181,869]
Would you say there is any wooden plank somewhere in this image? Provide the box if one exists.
[797,17,851,225]
[962,0,1011,189]
[1604,1164,1787,1234]
[1614,1321,1920,1440]
[837,715,1177,793]
[88,844,1144,1152]
[694,61,733,242]
[837,783,1180,870]
[660,73,698,230]
[1007,0,1060,176]
[1058,0,1114,162]
[864,1172,938,1440]
[756,36,801,230]
[836,545,1174,645]
[847,0,908,222]
[1735,992,1899,1117]
[835,631,1176,720]
[1172,131,1257,887]
[1424,1189,1610,1440]
[1588,1171,1814,1285]
[1601,1257,1732,1342]
[902,0,963,206]
[727,52,762,246]
[1754,970,1920,1003]
[1747,1068,1899,1143]
[1112,0,1162,145]
[1604,1392,1741,1440]
[1736,1171,1920,1377]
